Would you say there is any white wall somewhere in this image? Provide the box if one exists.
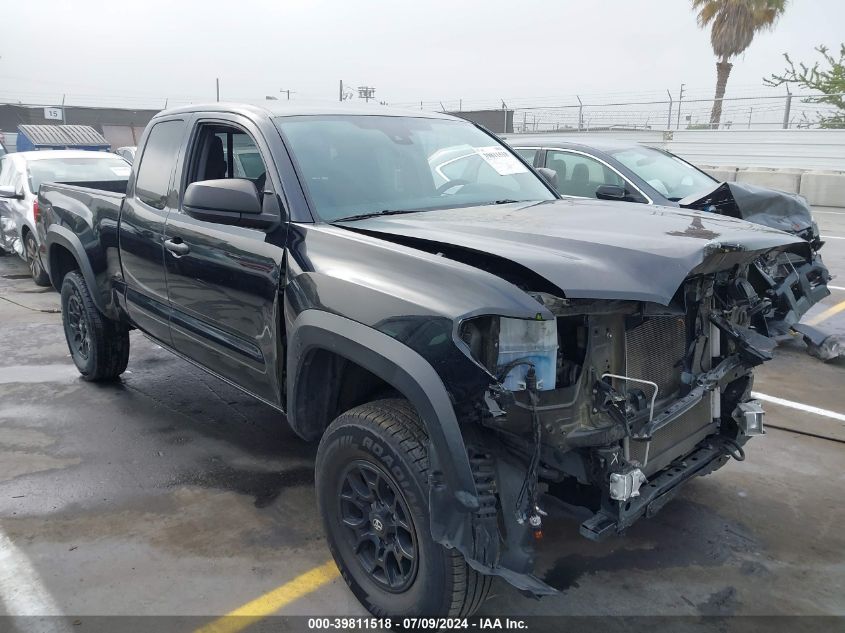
[659,129,845,171]
[509,129,845,172]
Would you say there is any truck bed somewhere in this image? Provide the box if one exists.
[38,180,129,306]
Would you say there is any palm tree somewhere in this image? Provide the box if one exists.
[692,0,787,128]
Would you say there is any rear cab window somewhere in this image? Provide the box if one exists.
[135,119,187,210]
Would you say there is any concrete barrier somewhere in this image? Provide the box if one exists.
[800,171,845,208]
[700,166,738,182]
[736,168,803,193]
[699,165,845,207]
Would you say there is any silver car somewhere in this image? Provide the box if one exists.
[0,150,131,285]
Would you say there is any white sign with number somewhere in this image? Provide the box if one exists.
[44,107,63,120]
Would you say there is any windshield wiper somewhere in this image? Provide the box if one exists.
[332,209,421,223]
[478,199,521,206]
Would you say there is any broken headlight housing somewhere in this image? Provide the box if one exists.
[459,316,558,391]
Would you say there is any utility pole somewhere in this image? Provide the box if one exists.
[748,107,753,129]
[216,78,220,102]
[501,100,508,134]
[666,89,673,129]
[676,83,685,130]
[782,88,792,129]
[577,96,583,131]
[280,89,295,100]
[61,94,66,124]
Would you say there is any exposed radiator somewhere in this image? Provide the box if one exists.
[625,316,686,398]
[625,317,715,475]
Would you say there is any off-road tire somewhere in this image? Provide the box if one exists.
[25,232,50,286]
[316,398,491,619]
[60,271,129,381]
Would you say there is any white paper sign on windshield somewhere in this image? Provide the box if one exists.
[475,146,528,176]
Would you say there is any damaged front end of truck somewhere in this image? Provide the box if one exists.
[679,181,835,359]
[429,242,800,596]
[338,200,816,597]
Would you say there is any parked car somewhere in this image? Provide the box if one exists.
[115,146,136,163]
[38,103,810,618]
[506,136,835,358]
[0,150,131,284]
[0,134,7,158]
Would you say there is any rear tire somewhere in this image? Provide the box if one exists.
[316,398,491,619]
[60,271,129,381]
[25,232,50,286]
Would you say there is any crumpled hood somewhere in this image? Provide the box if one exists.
[679,181,816,238]
[338,199,806,305]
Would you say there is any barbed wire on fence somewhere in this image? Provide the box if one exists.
[0,85,842,131]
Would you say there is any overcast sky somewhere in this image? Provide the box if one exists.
[1,0,842,109]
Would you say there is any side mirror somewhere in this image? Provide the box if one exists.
[0,185,22,200]
[184,178,261,214]
[183,178,278,229]
[536,167,559,189]
[595,184,627,201]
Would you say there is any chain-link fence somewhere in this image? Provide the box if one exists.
[393,91,844,132]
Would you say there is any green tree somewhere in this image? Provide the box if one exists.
[765,44,845,128]
[692,0,788,128]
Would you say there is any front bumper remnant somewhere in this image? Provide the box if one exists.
[580,440,733,541]
[609,468,647,501]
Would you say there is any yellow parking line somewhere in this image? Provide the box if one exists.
[805,299,845,327]
[194,559,340,633]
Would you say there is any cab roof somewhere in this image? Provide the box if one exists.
[156,101,461,122]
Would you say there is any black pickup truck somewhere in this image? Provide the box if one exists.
[38,103,809,618]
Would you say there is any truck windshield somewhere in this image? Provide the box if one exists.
[275,115,555,221]
[608,146,715,201]
[28,156,131,193]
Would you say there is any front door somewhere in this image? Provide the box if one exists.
[163,116,287,405]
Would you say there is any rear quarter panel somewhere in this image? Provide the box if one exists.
[40,183,126,315]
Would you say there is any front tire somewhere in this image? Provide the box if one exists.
[25,232,50,286]
[61,271,129,381]
[316,399,491,619]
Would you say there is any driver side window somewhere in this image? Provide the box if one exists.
[187,124,268,194]
[545,150,624,199]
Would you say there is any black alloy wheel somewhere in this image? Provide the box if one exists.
[338,460,419,593]
[64,285,92,361]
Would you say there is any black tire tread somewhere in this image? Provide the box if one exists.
[323,398,491,618]
[62,271,129,381]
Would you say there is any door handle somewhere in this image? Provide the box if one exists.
[164,238,190,256]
